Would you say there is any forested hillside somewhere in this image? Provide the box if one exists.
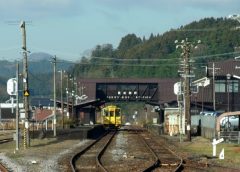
[72,17,240,78]
[1,17,240,101]
[0,53,73,101]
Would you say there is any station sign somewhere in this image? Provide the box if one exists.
[7,78,17,95]
[174,82,182,95]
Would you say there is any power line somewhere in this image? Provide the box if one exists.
[63,61,207,67]
[192,51,240,59]
[87,51,240,62]
[172,28,218,32]
[90,56,180,61]
[1,45,239,64]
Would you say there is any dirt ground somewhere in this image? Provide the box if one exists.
[163,135,240,170]
[0,129,239,171]
[0,130,90,172]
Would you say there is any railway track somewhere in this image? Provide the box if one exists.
[139,132,183,172]
[71,126,239,172]
[100,128,155,171]
[0,131,14,144]
[0,138,13,144]
[149,135,240,172]
[71,128,158,172]
[0,162,9,172]
[71,130,117,171]
[71,126,185,172]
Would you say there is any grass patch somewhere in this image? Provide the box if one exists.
[178,137,240,168]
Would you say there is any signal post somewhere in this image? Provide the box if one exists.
[20,21,30,148]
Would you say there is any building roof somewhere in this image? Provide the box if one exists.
[208,59,240,77]
[74,99,104,108]
[31,98,53,107]
[33,108,53,122]
[158,79,179,104]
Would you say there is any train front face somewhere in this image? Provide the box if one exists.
[103,106,122,127]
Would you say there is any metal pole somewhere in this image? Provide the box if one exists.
[184,50,191,141]
[75,82,78,104]
[183,42,191,142]
[71,78,75,120]
[0,104,1,124]
[60,70,64,129]
[227,77,230,131]
[228,80,230,112]
[16,63,19,150]
[179,79,183,143]
[145,111,148,123]
[20,21,30,148]
[201,83,204,112]
[66,75,69,119]
[213,63,216,111]
[53,56,57,137]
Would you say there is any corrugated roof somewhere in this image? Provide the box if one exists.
[31,98,53,107]
[34,108,53,121]
[208,59,240,77]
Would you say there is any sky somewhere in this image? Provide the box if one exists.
[0,0,239,61]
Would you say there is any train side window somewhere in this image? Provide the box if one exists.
[110,111,114,117]
[115,109,120,117]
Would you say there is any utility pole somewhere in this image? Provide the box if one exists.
[175,38,201,142]
[66,75,69,119]
[20,21,30,148]
[52,56,57,137]
[183,41,191,142]
[212,63,216,111]
[75,82,78,104]
[59,70,64,129]
[16,63,19,150]
[207,63,220,111]
[71,78,75,120]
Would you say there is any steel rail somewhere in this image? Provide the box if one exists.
[96,130,117,172]
[70,131,109,172]
[0,138,13,144]
[140,133,183,172]
[0,162,8,172]
[140,133,160,172]
[162,143,183,172]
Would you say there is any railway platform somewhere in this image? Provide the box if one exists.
[30,124,106,140]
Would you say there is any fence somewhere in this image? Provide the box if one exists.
[219,131,240,144]
[191,115,216,139]
[192,115,240,143]
[146,115,240,144]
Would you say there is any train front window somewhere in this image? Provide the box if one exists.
[110,111,114,117]
[104,109,109,116]
[115,109,120,117]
